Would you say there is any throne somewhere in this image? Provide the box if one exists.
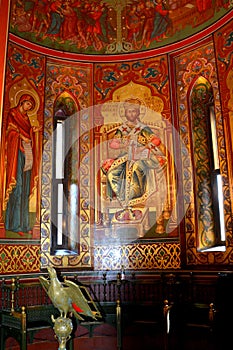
[96,119,170,241]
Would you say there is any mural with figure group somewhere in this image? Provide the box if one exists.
[9,0,231,55]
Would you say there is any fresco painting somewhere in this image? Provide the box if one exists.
[9,0,231,54]
[40,59,93,267]
[173,42,231,261]
[0,1,231,272]
[94,68,179,245]
[0,44,45,240]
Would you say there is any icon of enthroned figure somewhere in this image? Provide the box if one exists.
[101,98,167,222]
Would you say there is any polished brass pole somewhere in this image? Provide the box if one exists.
[52,315,73,350]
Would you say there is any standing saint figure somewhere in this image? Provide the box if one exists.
[3,94,41,236]
[101,98,167,221]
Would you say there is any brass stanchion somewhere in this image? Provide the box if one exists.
[52,315,73,350]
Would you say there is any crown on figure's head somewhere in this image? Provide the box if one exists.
[123,98,141,110]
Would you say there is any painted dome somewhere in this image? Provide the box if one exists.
[9,0,233,60]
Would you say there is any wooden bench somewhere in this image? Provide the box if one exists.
[0,304,62,350]
[0,277,121,350]
[0,272,176,349]
[0,278,66,350]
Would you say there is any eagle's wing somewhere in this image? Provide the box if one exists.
[63,280,102,320]
[39,275,50,293]
[39,275,84,321]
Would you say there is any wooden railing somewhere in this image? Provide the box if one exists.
[0,270,232,349]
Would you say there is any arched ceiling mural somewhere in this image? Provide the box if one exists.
[9,0,232,60]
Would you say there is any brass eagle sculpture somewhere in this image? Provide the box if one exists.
[39,267,102,321]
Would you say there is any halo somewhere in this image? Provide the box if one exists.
[13,89,39,116]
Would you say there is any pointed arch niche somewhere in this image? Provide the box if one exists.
[189,77,226,251]
[40,60,93,269]
[51,92,80,255]
[173,44,232,266]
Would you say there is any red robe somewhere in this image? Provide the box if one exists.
[4,106,38,208]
